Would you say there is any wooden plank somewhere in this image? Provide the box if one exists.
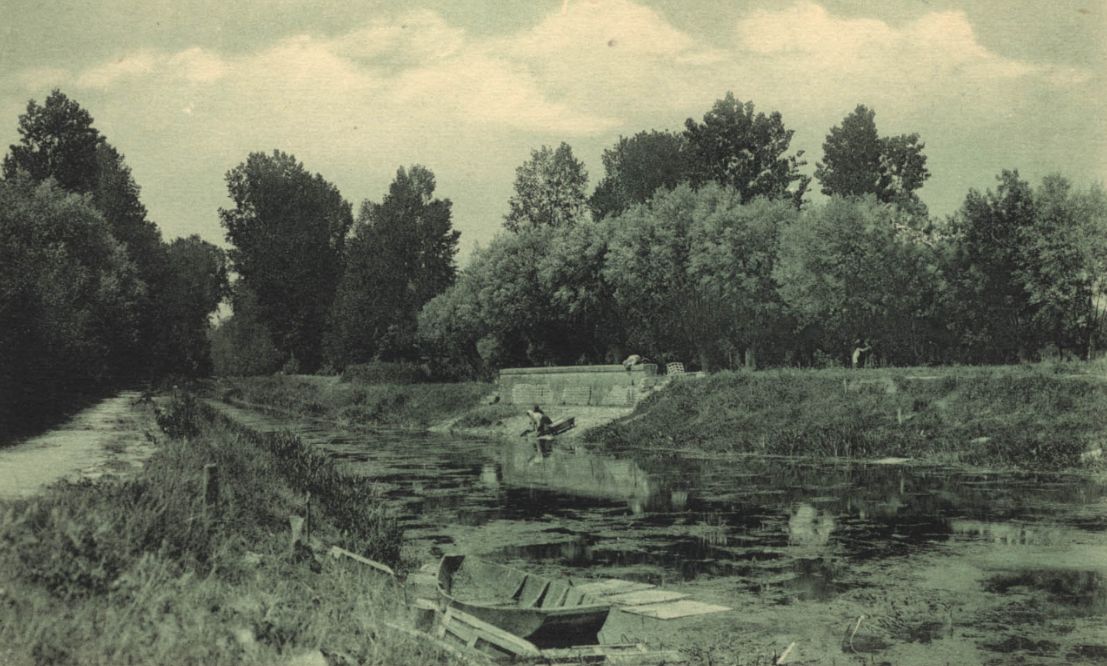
[620,599,731,620]
[574,579,655,596]
[541,643,646,658]
[442,607,543,657]
[603,589,689,606]
[381,621,492,666]
[328,546,396,577]
[539,644,687,665]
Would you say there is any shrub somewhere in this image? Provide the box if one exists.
[155,391,203,439]
[341,361,429,385]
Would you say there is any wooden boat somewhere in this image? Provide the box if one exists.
[436,555,611,648]
[543,416,576,437]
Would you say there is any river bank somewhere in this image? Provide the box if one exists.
[586,364,1107,470]
[217,363,1107,470]
[0,392,447,665]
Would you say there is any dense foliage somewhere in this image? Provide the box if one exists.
[1,91,228,435]
[219,151,353,373]
[6,87,1107,408]
[418,93,1106,375]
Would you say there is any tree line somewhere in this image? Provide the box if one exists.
[1,91,228,433]
[418,98,1107,375]
[5,89,1104,414]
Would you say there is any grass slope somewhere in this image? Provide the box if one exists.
[585,365,1107,469]
[0,393,449,665]
[217,375,494,430]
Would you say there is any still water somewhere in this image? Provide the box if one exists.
[221,403,1107,664]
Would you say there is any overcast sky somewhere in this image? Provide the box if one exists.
[2,0,1104,260]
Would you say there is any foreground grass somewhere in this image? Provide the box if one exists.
[0,393,449,665]
[585,364,1107,470]
[217,375,494,430]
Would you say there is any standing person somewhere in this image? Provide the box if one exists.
[851,340,872,369]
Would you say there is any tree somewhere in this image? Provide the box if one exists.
[504,143,588,231]
[688,193,798,368]
[1018,176,1107,357]
[158,236,229,375]
[209,283,283,376]
[538,217,624,362]
[418,226,556,372]
[590,131,691,220]
[2,91,174,379]
[946,170,1038,362]
[775,197,943,365]
[683,93,809,207]
[220,150,352,372]
[2,90,102,194]
[327,165,459,365]
[816,105,929,212]
[0,177,143,431]
[603,184,796,370]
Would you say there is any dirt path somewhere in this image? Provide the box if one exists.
[0,391,159,500]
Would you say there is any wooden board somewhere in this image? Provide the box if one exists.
[574,579,655,596]
[603,589,689,606]
[436,607,543,658]
[619,599,731,620]
[540,643,687,664]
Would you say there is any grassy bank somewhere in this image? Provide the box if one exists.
[216,375,497,430]
[586,364,1107,470]
[0,392,449,665]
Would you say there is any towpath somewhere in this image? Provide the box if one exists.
[0,391,159,500]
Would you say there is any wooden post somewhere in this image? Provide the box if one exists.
[304,492,312,541]
[202,463,219,512]
[289,515,305,555]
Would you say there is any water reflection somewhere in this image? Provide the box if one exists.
[787,503,836,548]
[212,400,1107,603]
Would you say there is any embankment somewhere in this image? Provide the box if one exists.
[586,365,1107,470]
[214,364,1107,470]
[214,375,632,441]
[0,392,448,665]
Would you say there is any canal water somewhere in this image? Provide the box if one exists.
[220,403,1107,665]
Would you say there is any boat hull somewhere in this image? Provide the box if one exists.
[436,555,610,648]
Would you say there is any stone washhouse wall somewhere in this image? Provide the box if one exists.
[498,364,661,407]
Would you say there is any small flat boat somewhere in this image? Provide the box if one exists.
[436,555,610,648]
[544,416,576,437]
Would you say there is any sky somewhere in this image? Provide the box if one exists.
[1,0,1104,262]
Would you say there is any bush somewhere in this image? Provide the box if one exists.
[341,361,429,384]
[155,391,203,439]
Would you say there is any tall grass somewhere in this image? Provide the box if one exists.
[218,375,493,429]
[0,392,445,665]
[585,365,1107,469]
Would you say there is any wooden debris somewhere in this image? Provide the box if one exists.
[327,545,397,578]
[574,579,655,597]
[619,599,731,620]
[436,606,543,659]
[602,589,689,606]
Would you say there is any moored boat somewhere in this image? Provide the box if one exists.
[436,555,610,648]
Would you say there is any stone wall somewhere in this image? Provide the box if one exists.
[498,364,659,407]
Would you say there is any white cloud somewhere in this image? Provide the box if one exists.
[76,51,158,88]
[169,48,228,83]
[16,67,71,90]
[734,3,1087,93]
[6,1,1098,253]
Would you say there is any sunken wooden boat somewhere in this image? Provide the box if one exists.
[436,554,611,648]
